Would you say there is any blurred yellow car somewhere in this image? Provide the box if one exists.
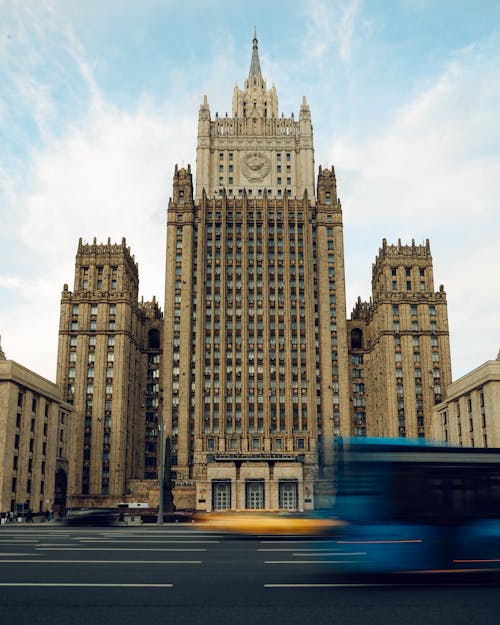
[194,511,343,535]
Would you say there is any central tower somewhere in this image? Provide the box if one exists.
[163,34,350,512]
[195,32,315,201]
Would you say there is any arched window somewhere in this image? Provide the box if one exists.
[148,329,160,349]
[351,328,363,349]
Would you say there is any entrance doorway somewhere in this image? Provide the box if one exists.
[279,481,298,510]
[212,481,231,510]
[245,481,265,509]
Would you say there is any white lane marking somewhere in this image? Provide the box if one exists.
[33,541,73,549]
[0,533,72,536]
[100,530,212,533]
[0,583,173,588]
[292,552,366,557]
[258,548,342,552]
[265,560,360,564]
[0,553,43,557]
[101,533,219,536]
[264,583,414,588]
[260,540,321,544]
[0,559,202,564]
[78,538,220,545]
[35,547,206,551]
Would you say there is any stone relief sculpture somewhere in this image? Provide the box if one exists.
[241,151,270,182]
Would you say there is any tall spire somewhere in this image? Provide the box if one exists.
[248,28,262,80]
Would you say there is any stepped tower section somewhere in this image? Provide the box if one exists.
[195,32,315,201]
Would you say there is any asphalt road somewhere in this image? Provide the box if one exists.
[0,524,498,625]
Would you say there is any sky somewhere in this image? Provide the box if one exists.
[1,0,499,381]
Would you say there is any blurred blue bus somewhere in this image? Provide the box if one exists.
[322,438,500,575]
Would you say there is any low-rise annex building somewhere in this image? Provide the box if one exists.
[433,350,500,448]
[0,337,72,517]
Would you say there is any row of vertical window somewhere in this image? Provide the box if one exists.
[80,266,118,290]
[393,321,439,332]
[393,304,436,316]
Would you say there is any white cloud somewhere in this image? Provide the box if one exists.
[1,98,196,377]
[302,0,362,63]
[445,241,500,374]
[334,44,500,378]
[0,3,199,377]
[0,276,28,290]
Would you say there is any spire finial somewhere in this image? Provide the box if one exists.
[248,28,262,80]
[0,335,5,360]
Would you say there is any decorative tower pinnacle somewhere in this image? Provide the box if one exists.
[0,335,5,360]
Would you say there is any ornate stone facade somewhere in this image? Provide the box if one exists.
[56,238,163,508]
[56,35,453,512]
[347,239,452,439]
[195,33,314,201]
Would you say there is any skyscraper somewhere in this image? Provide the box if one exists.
[162,34,350,512]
